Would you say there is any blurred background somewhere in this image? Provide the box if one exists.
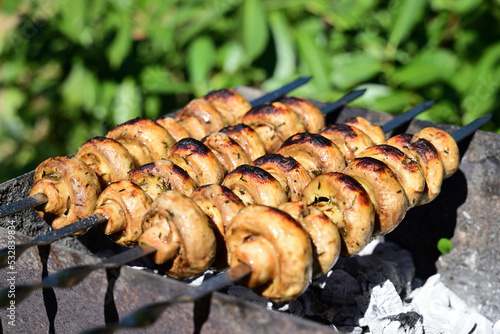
[0,0,499,183]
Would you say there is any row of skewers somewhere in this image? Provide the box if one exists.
[0,78,490,332]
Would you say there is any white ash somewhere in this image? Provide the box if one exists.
[223,240,497,333]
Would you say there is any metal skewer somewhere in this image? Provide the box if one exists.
[82,114,492,334]
[0,244,156,308]
[319,89,366,114]
[0,193,48,219]
[249,76,312,106]
[382,100,434,133]
[450,114,492,142]
[0,214,107,267]
[83,263,251,334]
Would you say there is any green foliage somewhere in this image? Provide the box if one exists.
[0,0,499,182]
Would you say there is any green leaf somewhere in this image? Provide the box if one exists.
[107,24,132,69]
[355,84,416,114]
[416,101,461,125]
[0,87,27,143]
[58,0,86,43]
[455,0,482,14]
[0,0,23,14]
[140,66,191,94]
[0,60,26,84]
[269,11,296,80]
[426,12,450,48]
[331,53,382,90]
[112,78,141,126]
[295,19,330,93]
[389,0,426,47]
[241,0,269,63]
[187,35,216,95]
[392,48,458,88]
[61,61,97,111]
[437,238,453,254]
[461,42,500,122]
[145,96,161,119]
[219,41,245,74]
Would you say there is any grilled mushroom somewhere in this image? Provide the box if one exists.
[343,116,386,145]
[30,156,101,230]
[203,89,252,125]
[201,132,251,173]
[106,118,175,165]
[242,102,306,152]
[222,165,288,207]
[155,116,191,142]
[412,127,459,179]
[175,99,227,140]
[386,134,444,205]
[279,201,341,277]
[94,181,152,246]
[126,159,197,200]
[168,138,224,187]
[252,154,311,201]
[277,133,346,178]
[75,137,135,189]
[301,172,375,256]
[139,190,217,278]
[358,145,425,208]
[320,124,374,162]
[344,157,408,235]
[225,205,313,302]
[278,96,325,133]
[191,184,245,266]
[219,123,267,161]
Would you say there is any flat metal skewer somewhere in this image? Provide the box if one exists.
[0,213,107,268]
[0,193,48,218]
[250,76,312,106]
[0,244,156,308]
[451,114,492,142]
[319,89,366,114]
[81,114,492,334]
[381,100,434,133]
[83,263,252,334]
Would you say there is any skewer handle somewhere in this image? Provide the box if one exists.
[250,76,312,107]
[452,114,492,142]
[381,100,435,133]
[0,193,48,218]
[83,263,252,334]
[319,89,366,114]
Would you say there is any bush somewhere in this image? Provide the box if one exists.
[0,0,499,182]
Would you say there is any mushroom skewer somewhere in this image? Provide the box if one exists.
[0,77,313,219]
[81,115,490,334]
[0,106,459,268]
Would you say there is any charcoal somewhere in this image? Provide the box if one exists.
[409,274,495,334]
